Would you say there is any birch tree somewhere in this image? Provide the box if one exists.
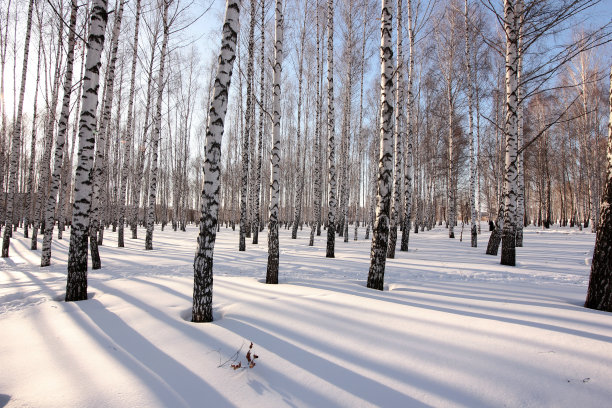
[583,66,612,312]
[145,0,170,251]
[266,0,283,284]
[465,0,477,247]
[192,0,241,323]
[367,0,394,291]
[325,0,337,258]
[41,0,79,267]
[118,0,142,247]
[1,0,34,257]
[388,0,403,259]
[66,0,110,302]
[239,0,256,251]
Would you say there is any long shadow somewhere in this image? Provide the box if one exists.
[388,286,612,329]
[0,394,9,408]
[75,299,232,407]
[91,281,357,406]
[289,280,612,344]
[221,317,437,408]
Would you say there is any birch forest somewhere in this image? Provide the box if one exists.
[0,0,611,312]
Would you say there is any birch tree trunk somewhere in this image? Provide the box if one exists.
[355,1,367,242]
[66,0,109,301]
[266,0,283,284]
[388,0,403,259]
[367,0,394,291]
[325,0,337,258]
[400,0,414,252]
[465,0,477,247]
[145,0,170,251]
[239,0,256,251]
[41,0,78,267]
[24,33,42,239]
[1,0,33,257]
[310,2,322,247]
[252,0,265,245]
[584,65,612,312]
[192,0,241,323]
[118,0,142,247]
[88,0,124,267]
[291,4,307,241]
[500,0,520,266]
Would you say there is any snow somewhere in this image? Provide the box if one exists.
[1,225,611,407]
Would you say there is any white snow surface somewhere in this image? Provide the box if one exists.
[1,225,611,407]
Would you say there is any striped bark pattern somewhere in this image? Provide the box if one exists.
[325,0,337,258]
[252,0,265,246]
[584,66,612,312]
[192,0,241,323]
[118,0,142,248]
[146,0,169,251]
[292,5,307,241]
[400,0,414,252]
[310,6,323,247]
[1,0,34,257]
[24,34,43,239]
[388,0,403,259]
[89,0,124,268]
[240,0,256,251]
[465,0,477,248]
[501,0,520,266]
[66,0,109,301]
[266,0,283,285]
[41,0,78,267]
[367,0,394,291]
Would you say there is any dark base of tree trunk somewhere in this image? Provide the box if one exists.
[98,228,104,245]
[90,231,101,270]
[500,227,516,266]
[266,221,279,284]
[145,229,153,250]
[400,220,410,252]
[449,231,455,238]
[387,225,397,258]
[1,228,10,257]
[239,227,246,251]
[471,225,477,248]
[486,227,501,255]
[192,254,213,323]
[309,226,315,246]
[326,223,335,258]
[24,224,29,238]
[66,230,89,302]
[516,227,523,247]
[118,225,124,247]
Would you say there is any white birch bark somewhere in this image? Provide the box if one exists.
[400,0,414,251]
[500,0,520,266]
[252,0,265,245]
[388,0,403,259]
[88,0,124,266]
[310,2,323,246]
[41,0,78,267]
[291,4,307,241]
[1,0,34,257]
[266,0,283,284]
[66,0,109,301]
[239,0,256,251]
[24,33,42,239]
[192,0,241,322]
[118,0,142,247]
[367,0,394,291]
[325,0,337,258]
[145,0,169,251]
[465,0,477,247]
[584,65,612,311]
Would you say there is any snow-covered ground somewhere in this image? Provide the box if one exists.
[1,224,611,407]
